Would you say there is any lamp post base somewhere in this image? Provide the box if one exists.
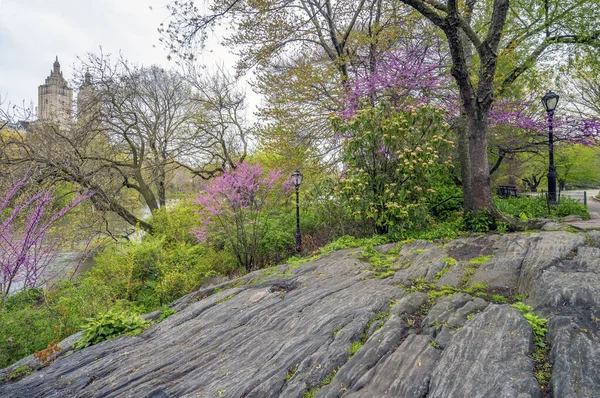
[548,169,557,206]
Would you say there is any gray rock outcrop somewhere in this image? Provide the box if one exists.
[1,231,599,397]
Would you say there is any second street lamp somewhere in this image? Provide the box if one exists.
[541,90,559,205]
[291,170,303,253]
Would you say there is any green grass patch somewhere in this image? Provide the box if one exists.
[469,255,494,264]
[332,326,343,337]
[216,294,236,304]
[349,341,363,355]
[285,364,298,381]
[302,367,339,397]
[8,365,33,381]
[156,308,176,323]
[435,258,456,281]
[427,285,457,299]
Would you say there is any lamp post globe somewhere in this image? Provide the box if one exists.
[291,170,303,253]
[541,90,559,205]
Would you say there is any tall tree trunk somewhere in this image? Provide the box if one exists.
[467,109,494,212]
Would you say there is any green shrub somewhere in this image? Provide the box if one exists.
[464,210,492,232]
[0,304,57,368]
[91,236,238,312]
[76,310,149,349]
[495,195,589,220]
[333,103,455,234]
[150,202,202,246]
[402,219,464,241]
[3,288,45,311]
[322,235,390,252]
[554,197,590,219]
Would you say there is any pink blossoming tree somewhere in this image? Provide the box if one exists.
[0,178,92,301]
[194,163,284,271]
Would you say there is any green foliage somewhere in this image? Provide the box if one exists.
[285,365,298,381]
[333,103,455,234]
[91,234,236,312]
[495,195,589,220]
[156,308,176,323]
[555,144,600,189]
[303,388,318,398]
[489,294,508,303]
[322,235,390,252]
[443,257,457,266]
[76,310,149,349]
[0,279,126,368]
[321,367,338,385]
[512,302,548,348]
[532,346,552,387]
[435,258,456,280]
[3,288,44,311]
[427,285,457,299]
[464,210,492,232]
[150,202,201,245]
[216,294,236,304]
[349,341,363,355]
[554,197,590,219]
[0,304,56,369]
[8,365,33,381]
[401,219,464,241]
[469,255,494,264]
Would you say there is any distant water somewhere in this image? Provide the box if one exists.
[7,250,96,295]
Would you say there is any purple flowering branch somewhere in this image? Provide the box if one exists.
[342,49,600,147]
[0,177,93,301]
[341,47,452,119]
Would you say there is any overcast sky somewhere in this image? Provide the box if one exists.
[0,0,240,110]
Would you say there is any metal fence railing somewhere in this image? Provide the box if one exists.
[558,190,588,206]
[535,190,588,207]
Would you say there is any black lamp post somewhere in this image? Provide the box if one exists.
[291,170,303,253]
[541,90,559,205]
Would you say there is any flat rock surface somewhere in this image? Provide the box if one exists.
[1,232,599,397]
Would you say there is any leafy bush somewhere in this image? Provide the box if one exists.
[332,103,455,234]
[3,288,44,311]
[402,219,464,241]
[553,197,590,219]
[76,310,149,349]
[0,278,129,368]
[0,303,58,368]
[156,308,176,323]
[150,202,201,246]
[92,237,236,312]
[495,195,589,220]
[464,210,493,232]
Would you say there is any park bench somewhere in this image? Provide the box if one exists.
[496,185,517,198]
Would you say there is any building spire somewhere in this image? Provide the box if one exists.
[53,56,60,74]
